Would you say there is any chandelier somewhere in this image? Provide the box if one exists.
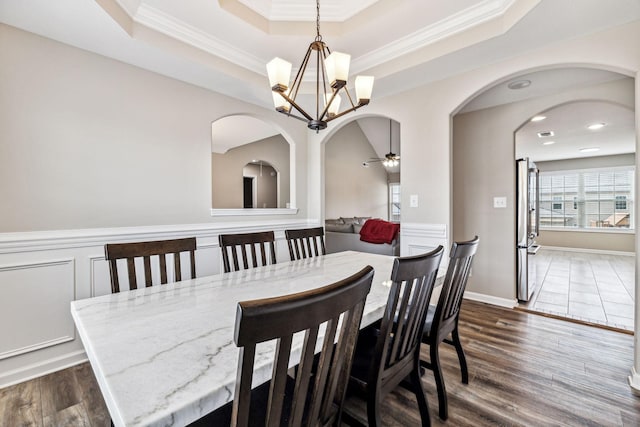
[383,119,400,167]
[266,0,374,132]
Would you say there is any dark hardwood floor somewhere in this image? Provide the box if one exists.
[2,301,638,426]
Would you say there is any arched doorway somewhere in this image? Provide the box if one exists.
[452,67,635,331]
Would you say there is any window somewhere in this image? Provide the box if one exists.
[616,195,627,210]
[389,183,400,222]
[539,166,634,230]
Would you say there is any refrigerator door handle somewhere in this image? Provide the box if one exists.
[516,159,528,247]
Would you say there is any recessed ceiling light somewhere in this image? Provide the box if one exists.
[508,80,531,90]
[537,131,554,138]
[579,147,600,153]
[543,141,556,145]
[531,115,546,122]
[587,122,606,130]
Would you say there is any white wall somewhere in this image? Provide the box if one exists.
[324,121,389,220]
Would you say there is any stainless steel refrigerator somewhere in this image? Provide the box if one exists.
[516,158,540,301]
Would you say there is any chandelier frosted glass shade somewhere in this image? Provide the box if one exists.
[266,1,374,132]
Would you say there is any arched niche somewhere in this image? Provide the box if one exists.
[210,114,297,216]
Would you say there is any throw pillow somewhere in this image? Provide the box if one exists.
[340,217,360,225]
[354,216,371,225]
[325,218,345,226]
[326,223,354,233]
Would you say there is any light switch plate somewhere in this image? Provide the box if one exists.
[410,194,419,208]
[493,197,507,208]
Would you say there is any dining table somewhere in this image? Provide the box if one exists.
[70,250,439,427]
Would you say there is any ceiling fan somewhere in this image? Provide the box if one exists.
[363,119,400,168]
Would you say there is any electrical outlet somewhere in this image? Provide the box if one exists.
[410,194,419,207]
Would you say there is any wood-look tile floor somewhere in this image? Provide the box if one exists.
[520,249,635,331]
[2,301,639,426]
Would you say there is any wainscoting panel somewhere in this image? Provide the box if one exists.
[0,219,311,388]
[400,223,448,257]
[0,258,76,360]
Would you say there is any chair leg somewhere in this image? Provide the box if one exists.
[366,388,382,427]
[452,327,469,384]
[430,343,448,421]
[411,359,431,427]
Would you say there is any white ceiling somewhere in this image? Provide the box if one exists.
[460,68,627,113]
[2,0,640,109]
[211,116,280,153]
[1,0,639,164]
[516,100,636,162]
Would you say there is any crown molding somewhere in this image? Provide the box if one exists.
[351,0,527,74]
[134,3,266,75]
[102,0,534,80]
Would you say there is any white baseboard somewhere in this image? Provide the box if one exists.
[464,291,517,308]
[0,350,87,389]
[540,245,635,257]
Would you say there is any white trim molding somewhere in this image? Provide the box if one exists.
[400,223,448,257]
[210,208,299,216]
[0,219,309,253]
[0,258,77,360]
[0,350,87,390]
[540,245,635,257]
[464,291,518,308]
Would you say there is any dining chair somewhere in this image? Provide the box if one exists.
[212,265,374,426]
[104,237,197,293]
[218,231,277,273]
[344,246,444,427]
[420,236,479,420]
[285,226,326,261]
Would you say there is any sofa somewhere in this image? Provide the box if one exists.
[325,217,400,256]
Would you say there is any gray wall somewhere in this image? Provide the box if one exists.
[243,163,277,208]
[325,121,389,220]
[535,153,635,252]
[211,135,290,208]
[0,24,306,232]
[452,77,635,300]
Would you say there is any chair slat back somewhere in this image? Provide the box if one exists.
[218,231,277,273]
[431,236,479,336]
[373,247,443,387]
[285,227,326,261]
[232,266,374,427]
[104,237,197,293]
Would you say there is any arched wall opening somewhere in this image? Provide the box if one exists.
[315,114,402,225]
[209,113,298,215]
[450,65,635,318]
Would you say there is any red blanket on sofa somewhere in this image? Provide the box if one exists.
[359,219,400,244]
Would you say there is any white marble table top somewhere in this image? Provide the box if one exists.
[71,251,400,427]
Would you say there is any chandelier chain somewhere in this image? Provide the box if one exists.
[316,0,321,40]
